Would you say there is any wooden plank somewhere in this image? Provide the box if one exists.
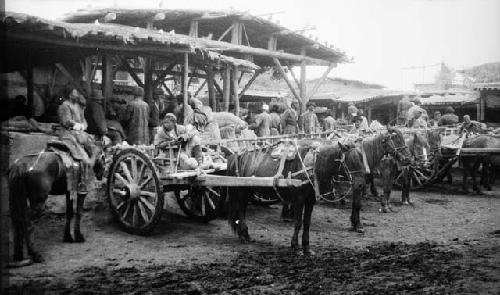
[217,24,234,41]
[306,64,335,101]
[460,148,500,154]
[121,58,145,88]
[272,58,302,107]
[183,52,189,125]
[213,79,223,97]
[197,175,308,188]
[206,65,216,110]
[238,68,264,99]
[232,66,240,116]
[222,67,231,112]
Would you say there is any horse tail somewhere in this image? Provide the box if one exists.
[8,160,28,217]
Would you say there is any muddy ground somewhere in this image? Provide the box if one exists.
[3,179,500,294]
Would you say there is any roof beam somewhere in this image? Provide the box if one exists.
[272,58,302,107]
[306,64,335,101]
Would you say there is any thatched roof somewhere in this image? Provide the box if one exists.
[61,8,349,65]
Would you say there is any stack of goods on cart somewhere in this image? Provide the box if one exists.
[1,116,58,134]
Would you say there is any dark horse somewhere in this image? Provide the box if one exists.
[363,128,411,212]
[226,140,365,255]
[461,134,500,193]
[8,136,105,265]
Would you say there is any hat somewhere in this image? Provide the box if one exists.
[163,113,177,122]
[133,87,144,97]
[69,89,80,99]
[262,104,269,111]
[306,101,316,108]
[445,106,454,114]
[153,88,164,96]
[352,115,362,123]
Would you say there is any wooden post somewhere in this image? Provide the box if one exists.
[306,64,335,101]
[239,69,264,99]
[26,66,34,118]
[189,20,199,37]
[272,58,302,108]
[144,57,153,103]
[367,106,372,122]
[480,95,485,121]
[476,100,480,121]
[102,54,114,110]
[183,52,189,125]
[206,65,216,111]
[232,66,240,116]
[300,47,306,112]
[231,22,242,45]
[223,67,231,112]
[83,57,92,95]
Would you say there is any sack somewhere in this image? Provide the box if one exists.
[211,112,247,129]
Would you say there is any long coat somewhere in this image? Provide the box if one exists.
[300,111,320,134]
[85,101,107,136]
[58,100,87,130]
[125,98,150,145]
[281,108,298,134]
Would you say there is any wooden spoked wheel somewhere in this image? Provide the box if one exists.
[107,148,163,235]
[175,186,221,222]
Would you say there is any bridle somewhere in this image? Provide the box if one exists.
[381,131,410,165]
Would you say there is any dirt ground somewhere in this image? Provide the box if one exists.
[3,177,500,294]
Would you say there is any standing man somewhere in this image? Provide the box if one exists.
[438,106,459,126]
[250,104,271,137]
[460,115,486,134]
[300,101,320,134]
[148,88,166,143]
[323,109,336,131]
[407,97,427,127]
[125,87,150,145]
[84,90,107,140]
[429,111,441,127]
[397,95,413,126]
[269,104,282,135]
[186,97,208,132]
[357,109,370,131]
[281,100,299,135]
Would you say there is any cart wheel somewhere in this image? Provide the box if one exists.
[251,191,280,205]
[107,148,164,235]
[175,186,221,222]
[394,162,434,189]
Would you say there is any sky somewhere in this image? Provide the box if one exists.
[5,0,500,90]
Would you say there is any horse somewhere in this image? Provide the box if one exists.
[461,134,500,193]
[362,127,412,213]
[8,135,105,265]
[226,140,365,255]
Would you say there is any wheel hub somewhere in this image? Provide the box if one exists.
[126,183,141,201]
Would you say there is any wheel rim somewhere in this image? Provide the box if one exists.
[109,153,159,228]
[252,192,279,205]
[177,187,220,218]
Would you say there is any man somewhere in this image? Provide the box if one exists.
[281,100,299,135]
[250,104,271,137]
[185,97,208,132]
[269,104,281,135]
[154,113,203,169]
[349,116,363,135]
[347,102,358,123]
[460,115,486,134]
[148,88,166,143]
[84,90,107,140]
[438,106,459,126]
[429,111,441,127]
[357,109,370,131]
[407,97,428,127]
[397,95,413,126]
[125,87,150,145]
[300,101,320,134]
[323,109,336,131]
[410,110,427,128]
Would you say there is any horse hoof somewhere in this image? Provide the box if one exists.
[31,253,44,263]
[350,227,364,233]
[380,207,390,213]
[8,259,33,268]
[63,234,74,243]
[402,201,409,206]
[74,233,85,243]
[303,249,315,256]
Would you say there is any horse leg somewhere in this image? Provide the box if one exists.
[74,193,86,242]
[472,160,482,194]
[462,160,470,192]
[350,185,364,233]
[228,188,250,243]
[12,218,24,261]
[302,194,315,255]
[291,198,304,254]
[25,209,43,263]
[63,192,74,243]
[369,174,379,197]
[402,167,410,205]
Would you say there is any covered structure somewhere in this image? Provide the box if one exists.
[474,82,500,123]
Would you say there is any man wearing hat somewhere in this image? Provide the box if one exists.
[185,97,208,132]
[438,106,459,126]
[300,101,320,134]
[407,96,428,127]
[397,95,412,126]
[58,88,88,132]
[124,87,150,145]
[85,90,107,140]
[281,100,299,135]
[148,88,166,143]
[250,104,271,137]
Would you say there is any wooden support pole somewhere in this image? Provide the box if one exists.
[239,69,264,99]
[82,57,92,95]
[222,67,231,112]
[272,58,302,108]
[121,58,144,88]
[183,52,189,125]
[102,54,114,110]
[55,63,87,98]
[232,66,240,116]
[300,47,307,111]
[152,63,176,89]
[306,64,335,101]
[213,79,223,97]
[144,57,153,102]
[287,64,300,90]
[162,82,173,97]
[218,24,234,41]
[367,106,372,122]
[189,20,199,37]
[26,66,34,118]
[206,65,216,110]
[193,80,207,98]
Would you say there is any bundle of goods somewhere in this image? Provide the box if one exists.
[211,112,247,130]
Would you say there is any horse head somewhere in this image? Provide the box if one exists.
[383,127,411,166]
[336,141,366,188]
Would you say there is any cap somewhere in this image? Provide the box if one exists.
[163,113,177,122]
[262,104,269,111]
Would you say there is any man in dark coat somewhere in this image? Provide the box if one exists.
[85,90,107,140]
[397,96,413,126]
[148,88,166,143]
[281,100,299,134]
[125,88,150,145]
[438,106,459,126]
